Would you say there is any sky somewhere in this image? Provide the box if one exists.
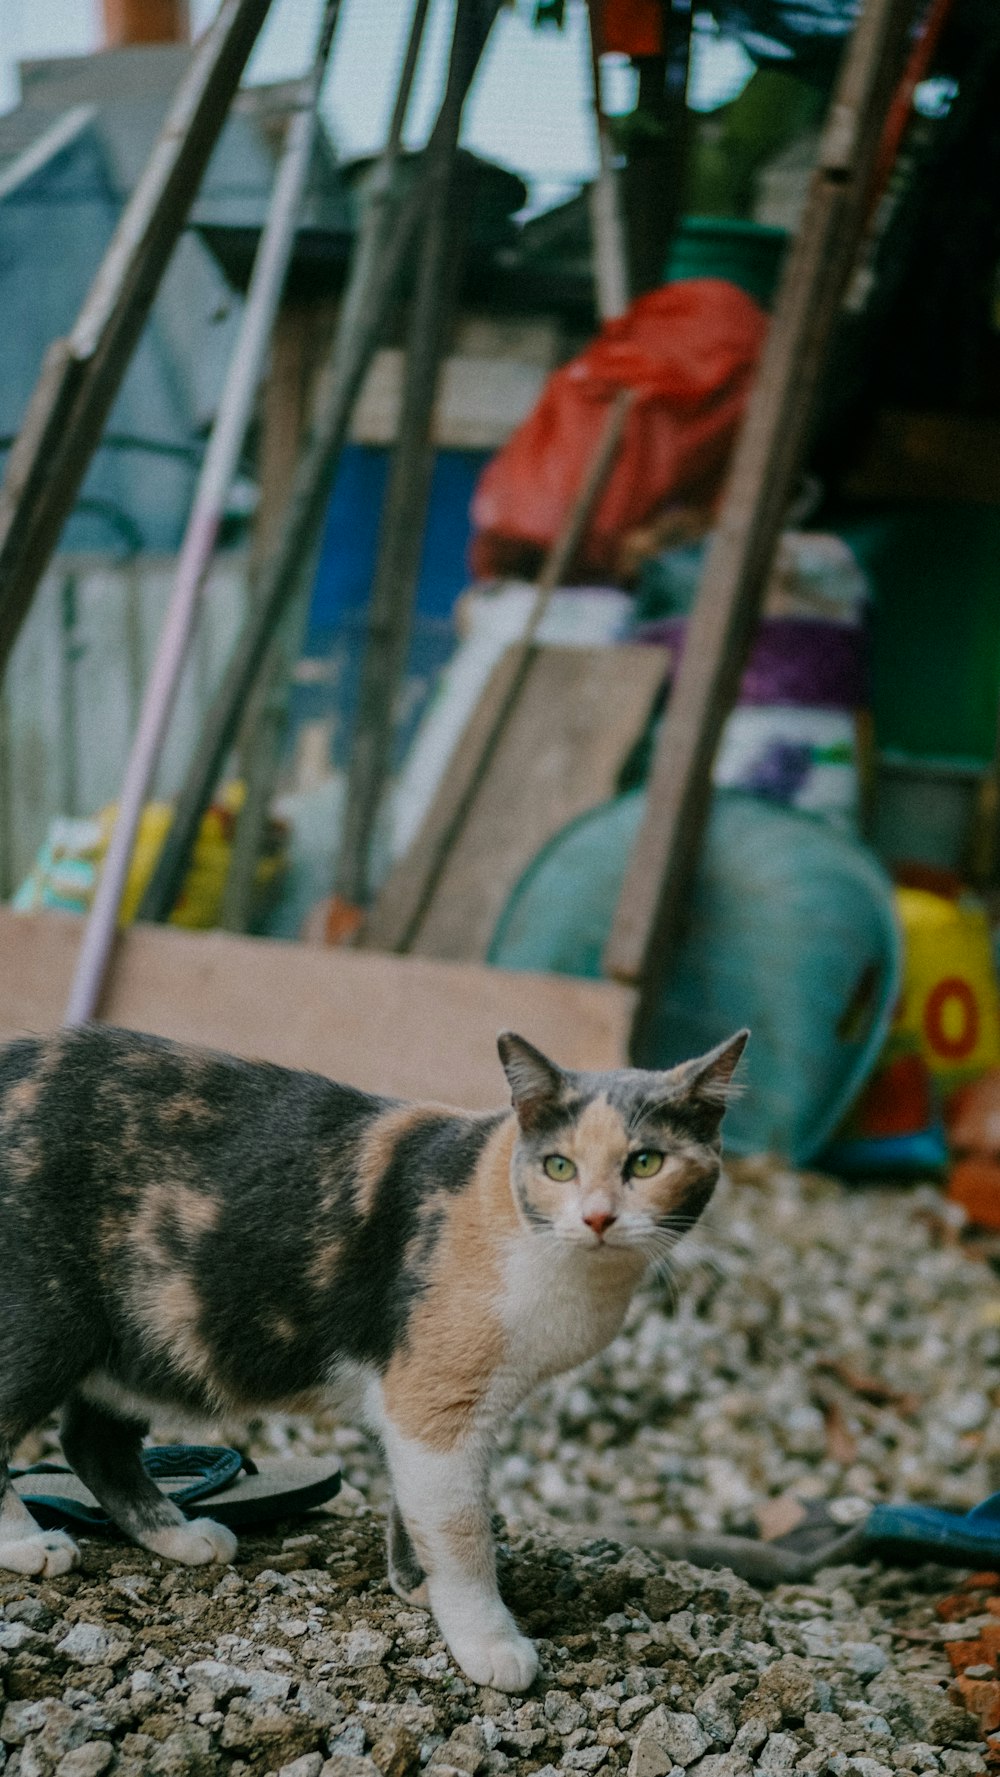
[0,0,755,198]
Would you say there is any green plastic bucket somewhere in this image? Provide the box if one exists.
[664,217,789,308]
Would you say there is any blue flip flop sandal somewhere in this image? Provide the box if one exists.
[12,1446,342,1535]
[863,1493,1000,1566]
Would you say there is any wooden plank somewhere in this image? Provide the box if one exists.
[0,0,273,675]
[604,0,917,1028]
[364,392,632,954]
[0,909,634,1109]
[408,642,666,962]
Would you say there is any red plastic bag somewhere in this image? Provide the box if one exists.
[470,280,768,581]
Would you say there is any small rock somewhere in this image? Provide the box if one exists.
[745,1658,815,1726]
[368,1724,420,1777]
[619,1698,656,1732]
[278,1759,324,1777]
[320,1760,381,1777]
[5,1602,53,1633]
[55,1748,114,1777]
[756,1733,801,1776]
[561,1749,608,1772]
[688,1758,750,1777]
[694,1677,740,1745]
[0,1626,43,1654]
[56,1627,127,1670]
[181,1663,250,1706]
[148,1726,218,1777]
[850,1645,890,1681]
[638,1708,711,1768]
[343,1631,391,1671]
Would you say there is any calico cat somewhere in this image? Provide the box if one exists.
[0,1021,747,1691]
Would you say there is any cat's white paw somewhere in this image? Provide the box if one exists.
[0,1530,80,1577]
[143,1518,237,1566]
[448,1627,538,1692]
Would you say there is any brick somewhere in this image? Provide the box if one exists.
[952,1677,1000,1735]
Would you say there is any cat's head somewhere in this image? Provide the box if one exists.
[497,1029,748,1255]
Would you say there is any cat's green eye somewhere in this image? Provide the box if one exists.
[543,1154,577,1182]
[628,1150,664,1179]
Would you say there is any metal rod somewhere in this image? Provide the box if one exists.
[63,0,343,1026]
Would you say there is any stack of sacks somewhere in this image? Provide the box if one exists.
[633,531,870,832]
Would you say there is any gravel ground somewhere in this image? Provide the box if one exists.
[8,1163,1000,1777]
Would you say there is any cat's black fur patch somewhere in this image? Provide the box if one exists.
[0,1026,500,1427]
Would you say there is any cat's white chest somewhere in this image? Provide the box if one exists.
[497,1236,636,1391]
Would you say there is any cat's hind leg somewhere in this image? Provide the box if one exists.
[60,1392,236,1566]
[0,1437,78,1577]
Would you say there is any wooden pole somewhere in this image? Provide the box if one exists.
[62,0,341,1026]
[603,0,918,1038]
[0,0,274,676]
[332,0,495,908]
[218,299,337,933]
[137,3,495,927]
[586,0,630,321]
[221,0,435,932]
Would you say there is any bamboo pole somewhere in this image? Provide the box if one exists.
[0,0,274,675]
[62,0,342,1026]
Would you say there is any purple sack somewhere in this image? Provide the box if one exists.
[634,615,869,711]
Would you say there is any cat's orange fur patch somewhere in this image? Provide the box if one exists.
[0,1076,43,1185]
[444,1506,494,1583]
[571,1096,629,1167]
[157,1095,220,1128]
[309,1236,343,1290]
[126,1182,220,1241]
[383,1119,517,1450]
[0,1077,42,1127]
[138,1271,214,1384]
[352,1104,449,1220]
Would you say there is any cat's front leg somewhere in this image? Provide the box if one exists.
[380,1419,537,1693]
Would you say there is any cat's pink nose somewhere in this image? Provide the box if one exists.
[583,1210,617,1239]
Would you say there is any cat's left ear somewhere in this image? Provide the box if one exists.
[662,1028,749,1139]
[497,1031,567,1131]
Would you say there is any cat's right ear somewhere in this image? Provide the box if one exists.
[497,1032,565,1130]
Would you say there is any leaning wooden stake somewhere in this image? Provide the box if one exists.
[62,0,342,1026]
[0,0,274,675]
[603,0,917,1042]
[137,6,493,927]
[333,0,493,909]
